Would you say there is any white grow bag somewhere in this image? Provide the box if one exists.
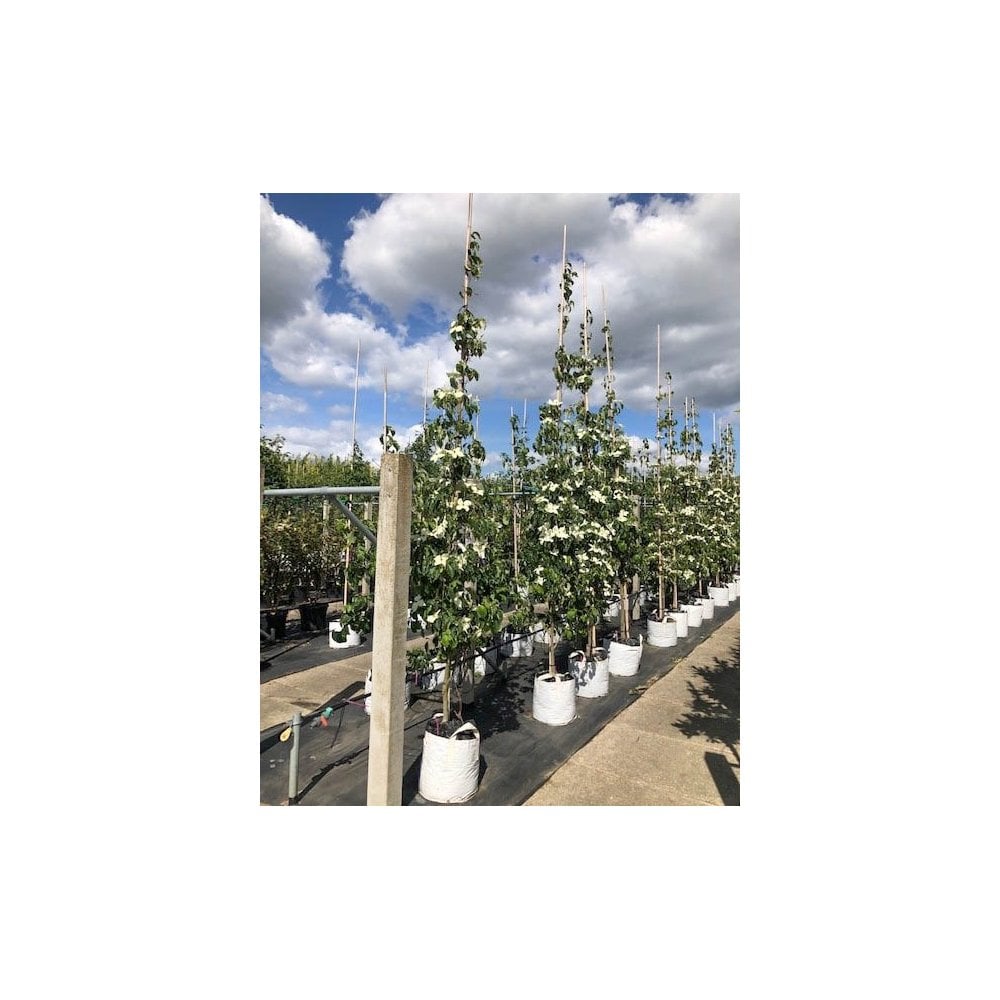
[708,585,730,608]
[364,668,411,716]
[569,648,610,698]
[506,632,535,658]
[534,622,562,647]
[681,602,703,627]
[473,651,497,679]
[733,575,740,597]
[726,581,737,602]
[418,717,481,803]
[668,608,688,638]
[421,660,448,691]
[646,615,678,648]
[532,673,577,725]
[700,596,715,620]
[605,637,643,677]
[329,619,362,649]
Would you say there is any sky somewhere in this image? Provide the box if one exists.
[260,193,739,474]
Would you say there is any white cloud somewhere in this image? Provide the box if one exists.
[482,451,505,475]
[339,193,739,415]
[268,419,425,466]
[260,196,329,337]
[360,422,424,463]
[265,300,452,395]
[261,391,308,415]
[262,193,739,433]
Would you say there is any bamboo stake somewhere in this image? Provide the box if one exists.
[666,371,677,610]
[351,337,360,455]
[511,406,519,582]
[556,225,567,408]
[602,287,611,377]
[666,372,673,457]
[442,193,476,724]
[463,193,473,307]
[582,263,589,412]
[656,325,662,465]
[656,327,665,615]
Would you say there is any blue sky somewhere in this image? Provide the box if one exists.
[260,193,739,474]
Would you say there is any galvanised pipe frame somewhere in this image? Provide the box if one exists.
[262,486,379,545]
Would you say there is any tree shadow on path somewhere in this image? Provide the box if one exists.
[672,643,740,763]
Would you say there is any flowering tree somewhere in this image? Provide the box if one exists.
[594,309,642,640]
[647,371,703,613]
[722,423,740,577]
[679,396,709,596]
[650,372,677,620]
[528,259,615,668]
[500,409,537,633]
[406,212,502,726]
[704,423,740,585]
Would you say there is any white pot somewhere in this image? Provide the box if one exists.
[569,648,610,698]
[708,585,730,608]
[681,602,703,627]
[733,575,740,597]
[646,615,678,648]
[329,619,361,648]
[699,596,715,620]
[532,672,576,725]
[507,632,534,657]
[726,581,737,602]
[534,622,561,646]
[604,598,621,622]
[422,660,448,691]
[606,638,643,677]
[668,609,688,637]
[418,716,481,803]
[363,668,411,716]
[473,652,494,678]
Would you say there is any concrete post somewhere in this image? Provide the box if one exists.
[366,454,413,806]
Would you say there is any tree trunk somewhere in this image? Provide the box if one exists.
[442,662,452,724]
[619,579,629,640]
[548,628,557,676]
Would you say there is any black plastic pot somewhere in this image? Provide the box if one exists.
[298,602,329,632]
[265,609,289,640]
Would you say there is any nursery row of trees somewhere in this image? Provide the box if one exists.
[260,205,739,723]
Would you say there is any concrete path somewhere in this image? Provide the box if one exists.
[260,635,427,731]
[524,613,740,806]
